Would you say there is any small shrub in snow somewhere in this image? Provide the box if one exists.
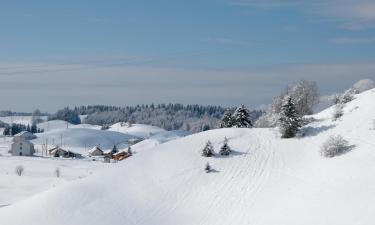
[320,135,351,157]
[15,165,24,176]
[54,167,61,178]
[332,104,344,121]
[202,141,214,157]
[219,137,231,156]
[205,162,211,173]
[334,88,357,105]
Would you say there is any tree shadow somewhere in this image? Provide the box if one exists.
[301,125,336,137]
[207,169,220,173]
[214,149,247,158]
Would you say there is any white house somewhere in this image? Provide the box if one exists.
[88,146,103,156]
[9,138,35,156]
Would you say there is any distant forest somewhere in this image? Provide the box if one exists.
[50,104,263,133]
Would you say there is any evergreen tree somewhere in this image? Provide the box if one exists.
[219,137,231,156]
[278,96,302,138]
[112,145,118,153]
[232,105,253,128]
[26,124,31,132]
[31,123,37,133]
[202,141,214,157]
[128,146,132,156]
[220,109,234,128]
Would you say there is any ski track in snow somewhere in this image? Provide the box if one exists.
[2,89,375,225]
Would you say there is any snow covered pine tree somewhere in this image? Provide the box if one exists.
[220,109,234,128]
[202,141,214,157]
[219,137,231,156]
[278,96,302,138]
[232,105,253,128]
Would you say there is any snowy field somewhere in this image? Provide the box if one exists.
[0,123,187,208]
[0,90,375,224]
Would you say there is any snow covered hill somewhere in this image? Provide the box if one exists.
[33,128,137,154]
[37,120,102,131]
[108,123,167,138]
[0,116,47,126]
[1,89,375,225]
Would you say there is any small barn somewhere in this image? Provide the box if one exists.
[9,138,35,156]
[113,151,131,161]
[88,146,103,156]
[48,146,78,158]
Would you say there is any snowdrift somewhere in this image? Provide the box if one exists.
[1,89,375,225]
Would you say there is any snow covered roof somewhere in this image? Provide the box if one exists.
[89,146,103,153]
[14,131,34,137]
[103,149,114,154]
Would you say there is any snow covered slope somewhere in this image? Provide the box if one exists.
[108,123,167,138]
[37,120,101,131]
[33,128,137,153]
[0,116,47,126]
[1,90,375,225]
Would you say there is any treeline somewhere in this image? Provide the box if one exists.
[82,104,227,132]
[2,123,44,136]
[0,110,49,117]
[49,104,263,133]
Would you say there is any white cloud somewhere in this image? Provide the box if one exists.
[1,62,375,111]
[331,37,375,44]
[202,37,250,46]
[228,0,375,30]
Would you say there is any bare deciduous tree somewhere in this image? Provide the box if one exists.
[15,165,24,176]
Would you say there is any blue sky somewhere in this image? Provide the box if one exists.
[1,0,375,111]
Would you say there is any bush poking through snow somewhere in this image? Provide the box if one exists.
[334,88,357,105]
[55,168,61,178]
[202,141,214,157]
[205,162,211,173]
[332,104,344,121]
[321,135,351,157]
[15,165,24,176]
[219,137,231,156]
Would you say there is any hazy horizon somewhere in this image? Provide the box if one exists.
[1,0,375,111]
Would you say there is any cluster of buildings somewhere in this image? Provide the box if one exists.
[8,131,132,162]
[88,146,131,162]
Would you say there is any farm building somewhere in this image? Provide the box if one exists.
[88,146,103,156]
[9,136,35,156]
[48,146,79,158]
[113,151,131,161]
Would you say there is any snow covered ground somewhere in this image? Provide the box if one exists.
[33,128,137,154]
[37,120,102,131]
[0,122,186,208]
[0,116,47,126]
[108,123,167,138]
[1,90,375,224]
